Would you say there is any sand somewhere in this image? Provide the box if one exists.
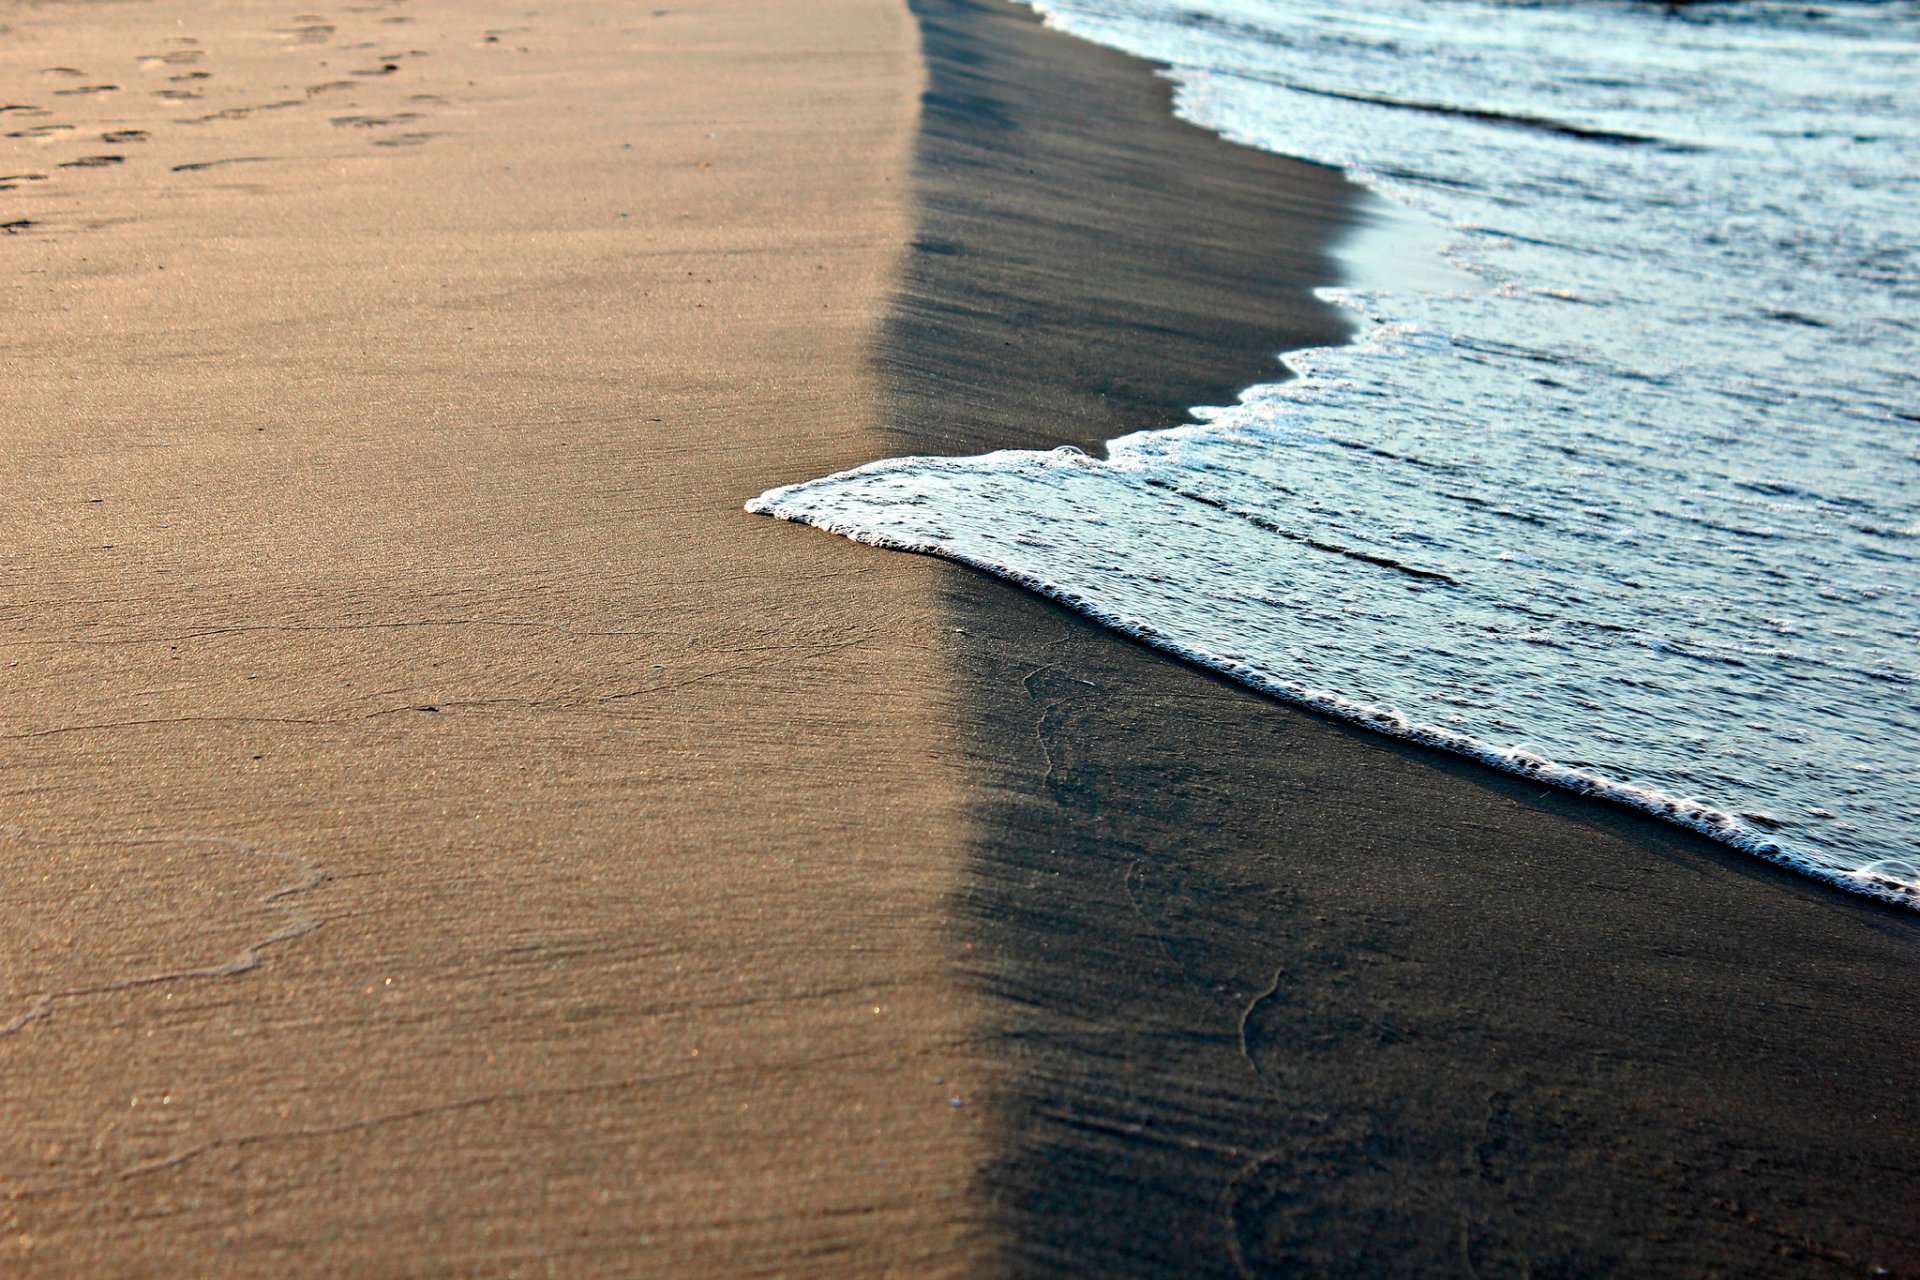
[884,2,1920,1276]
[4,0,1916,1275]
[2,1,990,1274]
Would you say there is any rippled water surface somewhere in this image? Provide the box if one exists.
[753,0,1920,905]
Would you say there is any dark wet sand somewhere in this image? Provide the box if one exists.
[885,0,1920,1275]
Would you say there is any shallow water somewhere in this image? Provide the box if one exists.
[752,0,1920,906]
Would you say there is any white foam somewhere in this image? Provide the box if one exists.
[750,0,1920,908]
[750,442,1917,909]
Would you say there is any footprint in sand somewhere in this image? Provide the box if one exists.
[138,49,205,68]
[172,157,269,172]
[182,101,301,125]
[182,107,250,124]
[330,112,419,129]
[5,9,458,182]
[42,69,118,96]
[276,17,336,45]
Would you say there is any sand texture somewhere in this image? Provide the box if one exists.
[874,2,1920,1276]
[2,1,993,1274]
[3,0,1916,1275]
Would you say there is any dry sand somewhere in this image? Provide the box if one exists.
[3,1,992,1274]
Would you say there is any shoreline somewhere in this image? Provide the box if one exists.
[0,0,1912,1272]
[881,0,1920,1273]
[881,0,1356,462]
[765,0,1916,916]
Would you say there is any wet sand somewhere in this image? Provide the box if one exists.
[878,1,1920,1276]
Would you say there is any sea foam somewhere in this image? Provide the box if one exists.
[751,0,1920,907]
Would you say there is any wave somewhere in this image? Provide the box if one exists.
[750,0,1920,910]
[750,445,1918,911]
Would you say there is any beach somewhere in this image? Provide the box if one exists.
[2,1,989,1272]
[3,0,1916,1275]
[890,4,1919,1274]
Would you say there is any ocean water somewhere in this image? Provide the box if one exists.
[751,0,1920,907]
